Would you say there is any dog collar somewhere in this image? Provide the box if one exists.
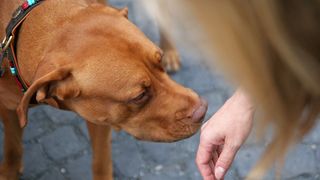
[0,0,43,92]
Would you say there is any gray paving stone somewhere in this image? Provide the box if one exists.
[181,158,203,180]
[287,173,320,180]
[202,91,228,121]
[225,167,240,180]
[302,121,320,144]
[130,2,160,44]
[123,134,203,180]
[112,132,144,177]
[108,0,132,10]
[170,65,217,94]
[316,147,320,170]
[140,173,175,180]
[22,143,52,178]
[154,163,194,180]
[137,141,185,165]
[65,154,93,180]
[176,46,209,69]
[198,67,234,95]
[40,126,87,161]
[234,145,275,179]
[24,108,52,141]
[282,144,318,179]
[0,0,319,180]
[174,132,200,154]
[38,167,66,180]
[244,126,268,146]
[78,120,90,140]
[41,106,79,124]
[140,161,198,180]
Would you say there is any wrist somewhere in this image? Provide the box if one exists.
[229,88,255,112]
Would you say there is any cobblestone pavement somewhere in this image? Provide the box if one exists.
[1,0,320,179]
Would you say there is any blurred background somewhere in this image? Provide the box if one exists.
[1,0,320,179]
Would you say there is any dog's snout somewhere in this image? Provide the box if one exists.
[190,97,208,123]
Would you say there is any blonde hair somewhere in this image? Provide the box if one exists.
[144,0,320,177]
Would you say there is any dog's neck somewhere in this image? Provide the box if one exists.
[0,0,92,84]
[0,0,92,34]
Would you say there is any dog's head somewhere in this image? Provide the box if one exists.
[17,4,207,142]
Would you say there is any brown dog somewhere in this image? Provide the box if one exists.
[0,0,207,179]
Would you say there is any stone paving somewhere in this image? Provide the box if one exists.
[1,0,320,179]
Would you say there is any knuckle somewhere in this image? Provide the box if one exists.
[200,132,224,145]
[200,131,219,143]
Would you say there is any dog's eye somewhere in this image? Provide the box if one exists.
[131,90,148,104]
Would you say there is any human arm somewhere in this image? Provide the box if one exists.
[196,89,255,180]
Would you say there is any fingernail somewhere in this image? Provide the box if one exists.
[215,166,225,180]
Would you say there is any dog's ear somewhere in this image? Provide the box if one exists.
[36,74,80,106]
[119,7,128,18]
[16,66,73,128]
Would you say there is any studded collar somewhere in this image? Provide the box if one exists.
[0,0,44,92]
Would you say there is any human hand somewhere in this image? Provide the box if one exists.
[196,89,254,180]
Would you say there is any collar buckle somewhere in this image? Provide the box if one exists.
[1,36,13,52]
[0,36,13,77]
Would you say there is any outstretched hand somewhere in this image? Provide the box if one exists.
[196,89,255,180]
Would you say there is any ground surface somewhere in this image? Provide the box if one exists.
[1,0,320,179]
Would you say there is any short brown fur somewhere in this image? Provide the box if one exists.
[0,0,207,179]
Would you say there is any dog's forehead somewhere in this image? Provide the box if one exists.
[66,6,163,95]
[62,11,159,59]
[75,56,150,93]
[71,7,147,41]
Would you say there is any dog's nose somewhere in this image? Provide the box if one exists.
[191,97,208,123]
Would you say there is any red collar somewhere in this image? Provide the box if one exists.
[0,0,43,92]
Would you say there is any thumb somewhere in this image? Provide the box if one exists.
[214,144,240,179]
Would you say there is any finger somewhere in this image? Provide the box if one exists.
[209,160,215,175]
[209,160,217,180]
[214,144,240,180]
[196,143,217,180]
[212,150,219,164]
